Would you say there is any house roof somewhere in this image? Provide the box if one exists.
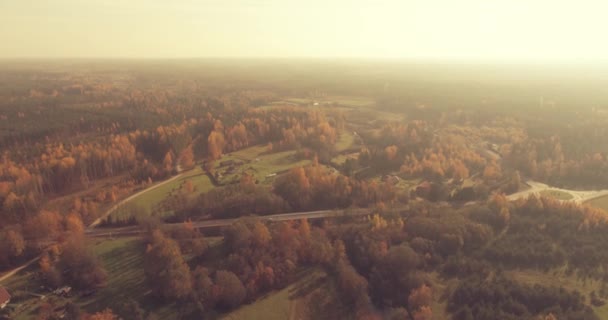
[417,181,431,189]
[0,286,10,304]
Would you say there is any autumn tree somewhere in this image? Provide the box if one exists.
[86,308,118,320]
[408,284,433,318]
[273,167,311,210]
[39,251,62,288]
[179,145,195,169]
[168,220,208,256]
[24,210,62,249]
[370,245,422,308]
[192,267,216,309]
[163,151,174,172]
[144,230,192,300]
[208,130,225,160]
[65,213,85,235]
[214,270,246,309]
[60,235,108,290]
[0,228,25,266]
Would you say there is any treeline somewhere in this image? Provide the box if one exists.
[30,194,608,319]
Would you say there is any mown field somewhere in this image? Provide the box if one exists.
[110,166,214,221]
[214,145,310,185]
[331,152,359,166]
[335,131,355,152]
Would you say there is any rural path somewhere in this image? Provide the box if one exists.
[88,165,185,228]
[0,256,40,284]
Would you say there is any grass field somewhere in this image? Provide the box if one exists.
[216,145,310,185]
[507,268,608,318]
[331,152,359,166]
[539,189,574,201]
[586,194,608,212]
[221,268,326,320]
[80,237,152,313]
[111,166,214,221]
[335,132,355,152]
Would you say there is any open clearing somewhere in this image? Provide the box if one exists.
[221,268,325,320]
[335,131,355,152]
[215,145,310,185]
[331,152,359,166]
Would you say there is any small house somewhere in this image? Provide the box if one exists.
[416,181,432,198]
[0,286,10,309]
[382,175,400,185]
[54,286,72,297]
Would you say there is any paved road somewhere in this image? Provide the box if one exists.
[86,208,372,238]
[507,180,608,204]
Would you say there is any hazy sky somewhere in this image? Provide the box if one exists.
[1,0,607,62]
